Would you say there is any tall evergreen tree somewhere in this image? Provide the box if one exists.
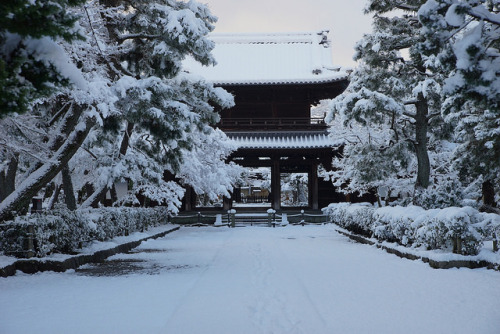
[419,0,500,207]
[80,0,237,208]
[329,0,451,200]
[1,0,239,220]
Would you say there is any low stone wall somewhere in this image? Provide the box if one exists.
[0,226,179,277]
[336,228,499,271]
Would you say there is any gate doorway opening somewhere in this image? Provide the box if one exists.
[281,173,309,207]
[232,167,271,208]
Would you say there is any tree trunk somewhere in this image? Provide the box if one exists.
[61,164,77,210]
[48,103,83,152]
[119,122,134,157]
[85,186,108,209]
[0,154,18,202]
[414,92,430,189]
[0,116,95,221]
[479,180,499,214]
[110,184,118,203]
[18,100,83,184]
[47,184,62,210]
[482,180,496,207]
[80,121,134,209]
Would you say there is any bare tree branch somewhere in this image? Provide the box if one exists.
[48,101,72,126]
[427,112,441,121]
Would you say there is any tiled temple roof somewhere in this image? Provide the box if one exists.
[183,31,348,85]
[226,131,342,149]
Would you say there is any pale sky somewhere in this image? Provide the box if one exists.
[203,0,373,67]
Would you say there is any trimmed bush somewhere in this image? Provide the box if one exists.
[325,203,374,237]
[323,203,500,255]
[0,207,171,258]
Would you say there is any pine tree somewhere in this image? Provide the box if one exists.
[329,0,452,201]
[0,0,85,116]
[1,0,238,220]
[419,0,500,207]
[79,0,237,208]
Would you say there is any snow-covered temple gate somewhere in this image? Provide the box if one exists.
[183,31,350,210]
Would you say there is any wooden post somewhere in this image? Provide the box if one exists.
[452,236,462,254]
[184,186,193,212]
[309,162,319,210]
[25,225,35,258]
[223,195,232,211]
[31,198,42,214]
[271,159,281,210]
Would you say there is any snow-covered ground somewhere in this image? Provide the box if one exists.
[1,225,499,334]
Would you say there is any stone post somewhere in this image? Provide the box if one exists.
[267,208,276,227]
[228,209,236,228]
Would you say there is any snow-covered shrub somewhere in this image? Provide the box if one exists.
[415,207,482,255]
[324,203,374,237]
[0,221,31,257]
[372,206,428,244]
[325,203,498,255]
[475,212,500,251]
[323,203,350,225]
[0,207,170,257]
[29,207,98,254]
[413,177,465,209]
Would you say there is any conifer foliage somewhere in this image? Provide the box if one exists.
[79,0,237,209]
[330,0,499,206]
[0,1,240,221]
[330,0,448,198]
[419,0,500,207]
[0,0,85,116]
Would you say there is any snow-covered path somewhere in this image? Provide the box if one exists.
[1,225,499,334]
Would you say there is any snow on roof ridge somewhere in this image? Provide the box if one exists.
[212,73,348,86]
[182,30,348,85]
[210,31,329,45]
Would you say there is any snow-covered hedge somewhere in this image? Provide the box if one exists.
[0,207,171,258]
[324,203,500,255]
[324,203,375,237]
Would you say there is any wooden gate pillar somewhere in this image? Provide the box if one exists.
[271,159,281,210]
[223,195,232,210]
[183,185,194,211]
[309,162,319,210]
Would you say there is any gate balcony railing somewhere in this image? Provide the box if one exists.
[218,117,327,131]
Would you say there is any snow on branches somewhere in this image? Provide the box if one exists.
[419,0,500,202]
[0,0,240,220]
[328,0,499,206]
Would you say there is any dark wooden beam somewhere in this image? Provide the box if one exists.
[309,162,319,210]
[271,158,281,210]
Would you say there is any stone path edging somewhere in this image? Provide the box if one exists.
[0,226,180,278]
[335,227,500,271]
